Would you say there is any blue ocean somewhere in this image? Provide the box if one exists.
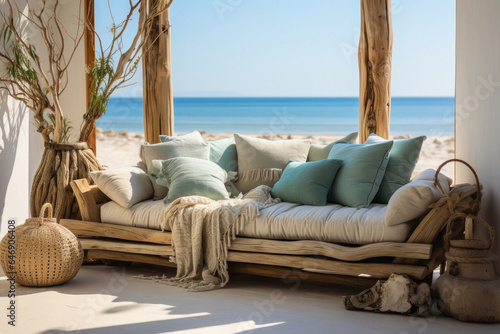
[96,97,455,136]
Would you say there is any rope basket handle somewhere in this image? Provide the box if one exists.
[434,158,482,207]
[39,203,54,224]
[444,213,495,251]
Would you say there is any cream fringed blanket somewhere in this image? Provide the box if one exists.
[138,185,280,291]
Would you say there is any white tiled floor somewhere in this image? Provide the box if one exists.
[0,264,498,334]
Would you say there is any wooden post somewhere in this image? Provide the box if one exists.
[84,0,96,153]
[142,1,174,144]
[358,0,393,143]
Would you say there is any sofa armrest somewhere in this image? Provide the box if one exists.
[71,179,109,222]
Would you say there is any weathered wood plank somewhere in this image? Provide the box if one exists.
[80,239,172,256]
[231,238,431,261]
[61,219,172,245]
[87,250,175,268]
[228,263,378,289]
[70,179,100,222]
[89,185,109,204]
[227,251,428,280]
[358,0,393,142]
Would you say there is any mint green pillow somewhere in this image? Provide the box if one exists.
[365,134,427,203]
[152,157,230,203]
[141,131,209,199]
[327,141,393,208]
[209,137,238,173]
[159,131,204,143]
[271,159,343,206]
[307,132,358,161]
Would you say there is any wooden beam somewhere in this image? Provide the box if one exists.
[61,219,172,245]
[87,250,378,288]
[87,250,175,267]
[228,263,378,289]
[227,251,428,280]
[142,2,174,143]
[231,238,432,261]
[358,0,393,142]
[84,0,96,153]
[80,239,172,256]
[64,218,431,262]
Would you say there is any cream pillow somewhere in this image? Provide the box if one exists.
[385,169,452,226]
[140,131,209,198]
[234,134,311,193]
[90,166,154,208]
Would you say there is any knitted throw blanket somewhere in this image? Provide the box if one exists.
[153,185,280,292]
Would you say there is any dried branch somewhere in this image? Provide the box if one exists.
[0,0,85,143]
[79,0,173,142]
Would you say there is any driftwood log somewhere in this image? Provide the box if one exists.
[142,1,174,143]
[30,142,103,220]
[343,273,431,316]
[358,0,393,142]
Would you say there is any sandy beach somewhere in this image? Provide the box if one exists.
[96,129,455,181]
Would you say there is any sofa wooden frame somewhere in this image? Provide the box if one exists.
[61,179,478,288]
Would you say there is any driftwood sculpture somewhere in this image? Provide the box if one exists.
[343,273,431,316]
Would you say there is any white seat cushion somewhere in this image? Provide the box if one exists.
[101,200,413,245]
[101,200,166,230]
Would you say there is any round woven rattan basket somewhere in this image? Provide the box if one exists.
[0,203,84,286]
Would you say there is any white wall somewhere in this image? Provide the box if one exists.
[456,0,500,270]
[0,0,85,238]
[57,0,87,142]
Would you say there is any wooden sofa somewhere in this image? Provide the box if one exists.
[60,179,478,289]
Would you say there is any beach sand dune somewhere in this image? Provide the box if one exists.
[96,129,455,181]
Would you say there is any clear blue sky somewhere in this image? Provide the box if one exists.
[96,0,455,98]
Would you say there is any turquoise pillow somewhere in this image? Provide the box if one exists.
[307,132,358,161]
[152,157,230,203]
[365,134,427,203]
[327,141,393,208]
[209,137,238,173]
[271,159,343,206]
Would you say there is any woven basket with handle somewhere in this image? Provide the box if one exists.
[0,203,84,286]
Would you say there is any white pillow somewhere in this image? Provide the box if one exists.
[385,169,452,226]
[90,166,154,208]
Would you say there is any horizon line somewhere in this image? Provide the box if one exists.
[110,96,455,99]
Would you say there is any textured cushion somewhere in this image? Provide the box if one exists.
[307,132,358,161]
[385,169,451,226]
[234,133,311,193]
[328,141,393,208]
[365,134,427,203]
[159,131,204,143]
[90,166,153,208]
[209,137,238,173]
[101,200,413,245]
[271,159,343,206]
[140,131,209,198]
[101,200,166,229]
[152,157,229,203]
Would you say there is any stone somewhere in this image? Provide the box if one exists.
[118,130,128,137]
[104,129,116,137]
[343,273,431,316]
[433,138,443,145]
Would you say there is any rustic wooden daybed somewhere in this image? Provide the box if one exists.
[60,179,479,289]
